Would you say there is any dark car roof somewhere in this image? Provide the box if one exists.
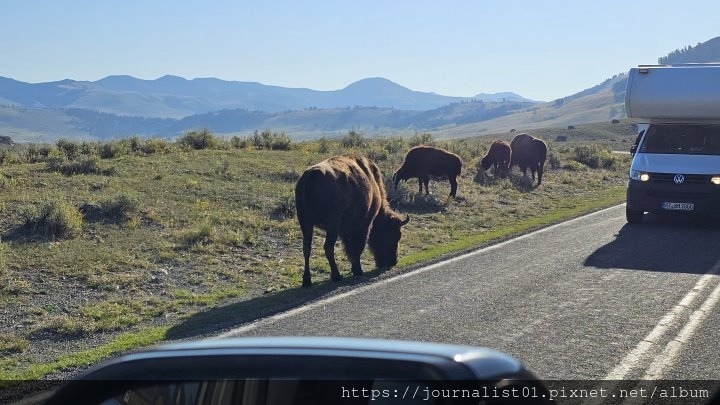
[84,336,526,380]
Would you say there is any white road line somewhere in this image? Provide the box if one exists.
[642,279,720,380]
[604,272,720,380]
[218,204,624,337]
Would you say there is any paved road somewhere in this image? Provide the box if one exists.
[222,205,720,381]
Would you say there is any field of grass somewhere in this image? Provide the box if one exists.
[0,126,632,379]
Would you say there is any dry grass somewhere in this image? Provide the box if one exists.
[0,125,632,378]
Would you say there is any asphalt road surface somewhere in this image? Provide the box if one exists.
[221,205,720,381]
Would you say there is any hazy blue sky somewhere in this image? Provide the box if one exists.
[1,1,718,101]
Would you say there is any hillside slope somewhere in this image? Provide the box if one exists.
[430,74,628,138]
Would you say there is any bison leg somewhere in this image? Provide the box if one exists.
[448,176,458,198]
[301,226,313,287]
[416,178,423,194]
[323,229,342,282]
[423,176,430,194]
[537,163,544,185]
[342,227,369,277]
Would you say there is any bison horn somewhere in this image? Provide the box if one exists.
[401,214,410,225]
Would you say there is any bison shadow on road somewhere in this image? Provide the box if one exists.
[584,214,720,274]
[165,265,395,340]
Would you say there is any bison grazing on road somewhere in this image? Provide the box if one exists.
[509,133,548,185]
[479,140,512,177]
[295,155,410,287]
[393,146,463,198]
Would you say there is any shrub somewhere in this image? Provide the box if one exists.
[23,144,40,163]
[99,193,140,222]
[178,129,218,150]
[366,143,389,162]
[99,141,130,159]
[46,148,66,171]
[270,132,292,150]
[0,174,15,189]
[128,136,141,153]
[141,138,170,155]
[317,137,331,153]
[56,139,80,160]
[230,136,250,149]
[249,130,293,150]
[380,136,406,155]
[573,145,619,170]
[562,160,587,172]
[178,223,216,248]
[547,151,561,170]
[80,142,97,156]
[408,133,434,147]
[56,156,105,176]
[214,161,233,178]
[340,130,367,149]
[22,199,83,238]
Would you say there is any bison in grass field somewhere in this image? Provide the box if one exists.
[510,133,547,185]
[479,140,512,177]
[295,155,410,287]
[393,146,463,197]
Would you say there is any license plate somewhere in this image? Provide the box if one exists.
[662,202,695,211]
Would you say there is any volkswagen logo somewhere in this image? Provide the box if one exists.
[673,174,685,184]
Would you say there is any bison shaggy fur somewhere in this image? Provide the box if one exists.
[479,140,512,177]
[509,133,548,185]
[393,146,463,197]
[295,155,409,287]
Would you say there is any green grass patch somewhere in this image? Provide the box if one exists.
[398,186,624,267]
[0,326,168,381]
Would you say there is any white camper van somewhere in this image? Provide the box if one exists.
[625,64,720,224]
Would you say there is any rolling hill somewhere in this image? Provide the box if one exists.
[1,35,719,143]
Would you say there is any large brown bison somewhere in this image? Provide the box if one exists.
[393,146,463,197]
[479,140,512,177]
[295,155,410,287]
[509,133,547,185]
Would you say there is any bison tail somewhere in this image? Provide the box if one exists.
[295,169,323,228]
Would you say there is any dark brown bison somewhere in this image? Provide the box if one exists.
[479,140,512,177]
[509,133,547,185]
[295,155,410,287]
[393,146,462,197]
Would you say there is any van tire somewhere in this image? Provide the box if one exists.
[626,207,644,224]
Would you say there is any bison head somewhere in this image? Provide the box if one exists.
[392,167,408,188]
[479,155,492,171]
[368,211,410,268]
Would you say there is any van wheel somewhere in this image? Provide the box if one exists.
[626,207,644,224]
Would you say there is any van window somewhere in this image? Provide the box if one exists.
[639,124,720,155]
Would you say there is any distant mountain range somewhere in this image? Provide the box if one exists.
[1,36,718,142]
[0,75,532,119]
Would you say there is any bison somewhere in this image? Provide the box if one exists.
[295,155,410,287]
[509,133,547,185]
[393,146,462,197]
[479,140,512,177]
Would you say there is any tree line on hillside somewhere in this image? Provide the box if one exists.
[658,36,720,64]
[2,98,536,141]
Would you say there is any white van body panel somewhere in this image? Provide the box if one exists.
[626,64,720,122]
[630,153,720,175]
